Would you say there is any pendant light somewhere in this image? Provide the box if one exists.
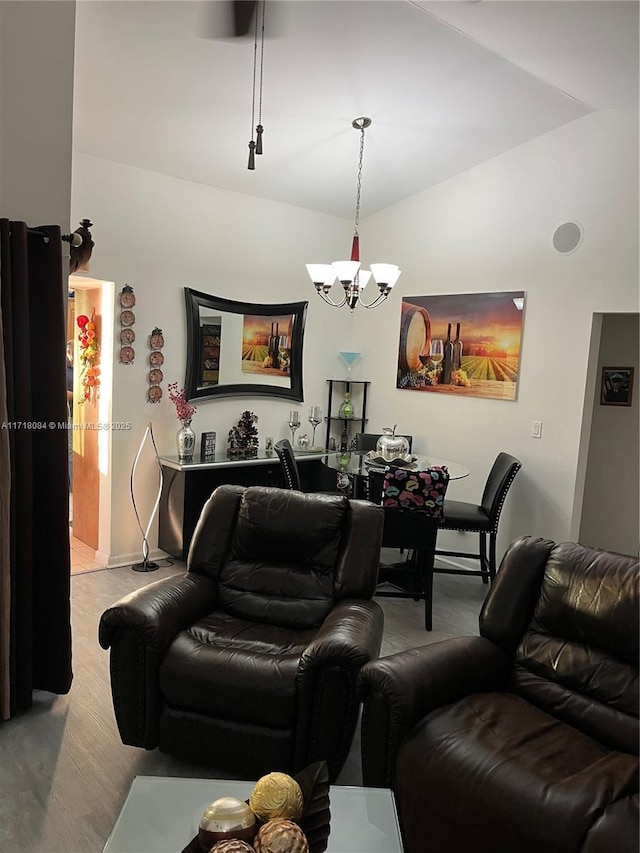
[306,117,401,311]
[247,0,266,169]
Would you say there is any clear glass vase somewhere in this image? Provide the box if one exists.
[176,419,196,461]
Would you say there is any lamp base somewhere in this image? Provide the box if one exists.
[132,559,159,572]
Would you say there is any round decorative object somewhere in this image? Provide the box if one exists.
[149,350,164,366]
[149,368,163,384]
[399,305,431,374]
[147,385,162,403]
[209,841,256,853]
[120,309,135,327]
[198,797,257,851]
[254,820,309,853]
[120,327,135,344]
[376,426,410,461]
[119,286,136,308]
[119,346,135,365]
[249,773,304,823]
[365,451,417,469]
[553,221,583,254]
[150,327,165,349]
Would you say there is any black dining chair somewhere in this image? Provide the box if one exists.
[369,466,450,630]
[434,451,521,583]
[274,438,337,494]
[274,438,302,490]
[355,432,413,453]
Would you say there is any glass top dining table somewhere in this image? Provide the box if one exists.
[322,451,470,481]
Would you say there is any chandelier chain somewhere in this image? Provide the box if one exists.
[354,125,366,237]
[258,0,265,126]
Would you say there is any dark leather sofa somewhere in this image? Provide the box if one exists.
[99,485,385,781]
[360,537,639,853]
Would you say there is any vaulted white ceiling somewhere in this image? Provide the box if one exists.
[72,1,638,219]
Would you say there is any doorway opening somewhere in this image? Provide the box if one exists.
[67,275,115,573]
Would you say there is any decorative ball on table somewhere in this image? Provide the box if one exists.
[249,772,304,823]
[209,839,256,853]
[254,819,309,853]
[198,796,257,851]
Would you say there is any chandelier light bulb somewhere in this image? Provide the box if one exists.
[332,260,360,284]
[357,270,372,291]
[370,264,401,290]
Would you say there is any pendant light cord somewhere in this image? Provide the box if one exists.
[248,0,266,168]
[250,8,259,142]
[258,0,265,130]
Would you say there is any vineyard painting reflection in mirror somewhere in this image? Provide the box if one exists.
[397,291,525,400]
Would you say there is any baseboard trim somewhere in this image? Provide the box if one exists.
[106,549,172,569]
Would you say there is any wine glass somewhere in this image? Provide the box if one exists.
[338,351,362,379]
[287,410,301,446]
[278,336,288,371]
[418,347,431,370]
[429,340,443,375]
[308,406,322,449]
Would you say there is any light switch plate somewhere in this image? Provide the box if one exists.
[532,420,542,438]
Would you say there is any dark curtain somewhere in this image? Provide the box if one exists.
[0,219,72,719]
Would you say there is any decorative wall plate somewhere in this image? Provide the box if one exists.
[149,368,163,384]
[119,285,136,308]
[120,309,135,327]
[119,345,135,365]
[120,327,135,344]
[149,350,164,366]
[150,328,165,349]
[147,385,163,403]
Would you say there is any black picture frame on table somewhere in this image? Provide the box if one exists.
[184,288,308,402]
[200,431,217,459]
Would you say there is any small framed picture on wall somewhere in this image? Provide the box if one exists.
[600,367,634,407]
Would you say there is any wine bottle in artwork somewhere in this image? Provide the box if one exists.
[267,322,275,367]
[452,322,463,371]
[271,322,280,369]
[442,323,454,384]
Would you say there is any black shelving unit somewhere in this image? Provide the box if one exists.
[325,379,370,450]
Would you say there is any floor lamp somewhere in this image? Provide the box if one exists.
[130,422,164,572]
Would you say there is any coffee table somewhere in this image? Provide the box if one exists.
[103,776,403,852]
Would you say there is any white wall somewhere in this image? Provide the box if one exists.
[71,154,358,562]
[360,109,639,563]
[73,107,639,567]
[579,313,639,555]
[0,1,75,227]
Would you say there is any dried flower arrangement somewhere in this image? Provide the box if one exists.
[168,382,197,422]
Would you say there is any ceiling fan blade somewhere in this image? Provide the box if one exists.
[233,0,258,37]
[196,0,285,41]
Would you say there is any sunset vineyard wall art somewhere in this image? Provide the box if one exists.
[397,291,525,400]
[242,314,293,377]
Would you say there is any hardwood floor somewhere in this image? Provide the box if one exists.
[0,551,488,853]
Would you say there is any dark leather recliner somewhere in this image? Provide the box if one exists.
[360,537,639,853]
[100,485,385,781]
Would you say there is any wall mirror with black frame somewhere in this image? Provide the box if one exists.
[184,287,308,402]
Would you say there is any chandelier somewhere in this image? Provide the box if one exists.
[306,117,401,312]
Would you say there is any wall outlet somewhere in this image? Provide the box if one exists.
[531,420,543,438]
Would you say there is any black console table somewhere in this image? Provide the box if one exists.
[158,450,327,560]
